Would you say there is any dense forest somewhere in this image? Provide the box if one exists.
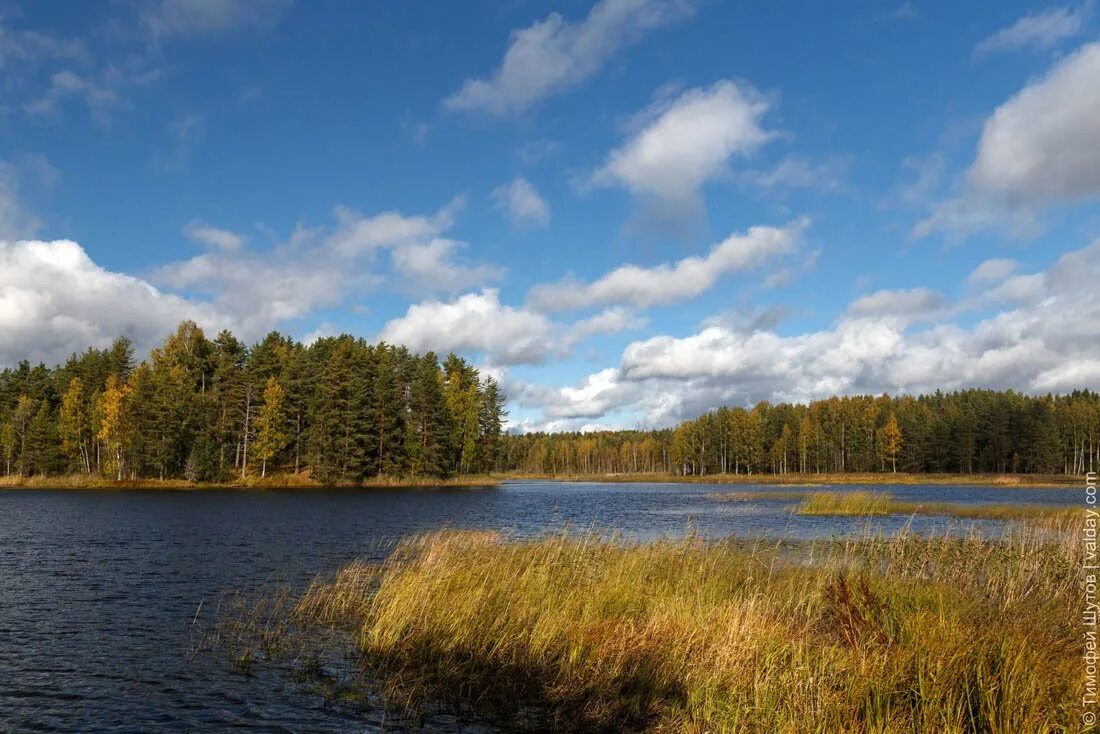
[4,322,1099,483]
[0,322,506,482]
[501,390,1100,477]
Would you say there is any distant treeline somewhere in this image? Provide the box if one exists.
[0,322,505,482]
[501,390,1100,476]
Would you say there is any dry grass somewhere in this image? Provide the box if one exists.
[796,490,896,515]
[221,519,1085,732]
[791,490,1077,522]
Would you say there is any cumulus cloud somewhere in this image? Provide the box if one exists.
[918,41,1100,236]
[528,220,804,311]
[390,238,505,294]
[326,198,461,257]
[521,238,1100,427]
[444,0,692,115]
[153,247,353,336]
[379,289,554,364]
[378,290,645,366]
[184,221,246,251]
[974,4,1089,57]
[969,41,1100,202]
[591,80,775,222]
[0,239,230,367]
[491,177,550,229]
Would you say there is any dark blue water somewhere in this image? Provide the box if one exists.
[0,480,1081,732]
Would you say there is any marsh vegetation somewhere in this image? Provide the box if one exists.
[218,516,1082,732]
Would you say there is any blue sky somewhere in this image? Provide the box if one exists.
[1,0,1099,431]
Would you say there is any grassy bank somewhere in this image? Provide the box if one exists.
[0,472,502,490]
[221,521,1082,732]
[505,470,1077,487]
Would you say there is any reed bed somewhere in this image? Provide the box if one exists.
[222,519,1084,732]
[795,490,896,515]
[792,490,1076,522]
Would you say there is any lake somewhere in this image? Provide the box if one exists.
[0,480,1079,732]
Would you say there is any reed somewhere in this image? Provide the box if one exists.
[225,520,1083,732]
[795,490,896,515]
[792,490,1077,522]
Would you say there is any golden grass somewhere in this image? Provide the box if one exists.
[795,490,896,515]
[220,519,1085,732]
[791,490,1077,522]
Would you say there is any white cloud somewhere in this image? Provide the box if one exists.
[969,41,1100,202]
[153,248,353,336]
[974,4,1089,57]
[390,238,504,294]
[141,0,293,40]
[967,258,1018,284]
[444,0,692,115]
[0,239,231,367]
[591,80,775,221]
[326,199,460,257]
[918,42,1100,236]
[522,238,1100,427]
[562,307,646,348]
[846,287,946,322]
[379,289,554,364]
[491,177,550,229]
[184,222,246,251]
[528,220,804,311]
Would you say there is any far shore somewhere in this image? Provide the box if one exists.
[502,470,1079,488]
[0,473,503,491]
[0,470,1081,490]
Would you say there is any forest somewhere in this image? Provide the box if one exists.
[500,389,1100,477]
[3,321,1099,483]
[0,322,506,482]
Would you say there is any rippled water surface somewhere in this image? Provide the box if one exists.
[0,480,1079,731]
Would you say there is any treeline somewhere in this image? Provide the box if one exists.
[502,390,1100,476]
[0,322,506,482]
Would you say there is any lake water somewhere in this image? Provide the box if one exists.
[0,480,1080,732]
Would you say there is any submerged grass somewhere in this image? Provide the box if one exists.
[222,519,1084,732]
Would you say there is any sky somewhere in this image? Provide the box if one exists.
[1,0,1099,432]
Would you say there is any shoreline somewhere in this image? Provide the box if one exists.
[502,470,1078,488]
[0,470,1081,490]
[0,473,503,491]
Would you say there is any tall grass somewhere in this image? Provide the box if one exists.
[792,490,1077,522]
[223,520,1084,732]
[796,490,896,515]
